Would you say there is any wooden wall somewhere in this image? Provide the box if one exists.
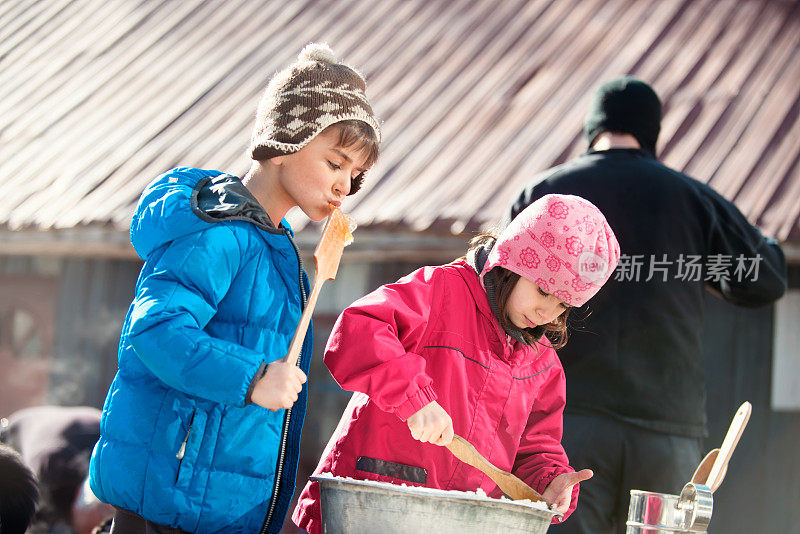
[0,255,141,413]
[51,257,142,408]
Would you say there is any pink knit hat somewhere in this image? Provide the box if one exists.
[481,194,620,307]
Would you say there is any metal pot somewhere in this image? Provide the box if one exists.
[313,474,559,534]
[626,482,713,533]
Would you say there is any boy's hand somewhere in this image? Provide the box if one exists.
[542,469,593,514]
[250,357,307,411]
[406,401,454,446]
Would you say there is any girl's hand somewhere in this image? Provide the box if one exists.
[406,401,454,446]
[250,357,307,411]
[542,469,594,514]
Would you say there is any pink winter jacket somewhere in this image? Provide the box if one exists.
[293,260,579,533]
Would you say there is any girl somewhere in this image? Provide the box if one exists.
[293,194,619,533]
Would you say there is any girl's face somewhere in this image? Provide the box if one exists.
[506,276,570,330]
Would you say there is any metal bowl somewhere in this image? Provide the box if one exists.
[313,474,558,534]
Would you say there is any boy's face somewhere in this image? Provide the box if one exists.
[506,276,569,330]
[273,128,370,221]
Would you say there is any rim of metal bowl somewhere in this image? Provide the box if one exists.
[312,473,562,519]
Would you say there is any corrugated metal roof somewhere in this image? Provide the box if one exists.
[1,0,798,242]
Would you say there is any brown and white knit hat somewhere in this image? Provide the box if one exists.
[249,43,381,164]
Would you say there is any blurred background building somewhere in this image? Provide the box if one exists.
[1,0,799,532]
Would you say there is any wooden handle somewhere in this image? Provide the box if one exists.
[691,448,720,486]
[284,276,324,367]
[705,401,752,492]
[446,435,494,475]
[445,434,549,504]
[285,205,354,367]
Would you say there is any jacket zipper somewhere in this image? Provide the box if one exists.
[175,411,195,483]
[260,233,307,534]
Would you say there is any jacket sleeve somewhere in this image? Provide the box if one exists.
[699,184,787,307]
[512,350,578,522]
[324,267,442,421]
[127,225,267,407]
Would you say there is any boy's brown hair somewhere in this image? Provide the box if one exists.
[324,119,380,195]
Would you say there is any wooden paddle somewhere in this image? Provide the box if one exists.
[691,401,751,492]
[445,434,553,505]
[691,449,719,488]
[285,204,355,367]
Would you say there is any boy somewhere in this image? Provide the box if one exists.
[89,43,381,534]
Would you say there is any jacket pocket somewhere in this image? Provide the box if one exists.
[423,344,490,371]
[421,335,491,409]
[175,408,208,488]
[422,329,494,370]
[355,456,427,485]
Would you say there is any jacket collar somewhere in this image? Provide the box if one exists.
[585,147,656,160]
[191,173,291,235]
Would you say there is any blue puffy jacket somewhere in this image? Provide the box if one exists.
[89,168,312,533]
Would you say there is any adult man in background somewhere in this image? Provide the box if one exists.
[504,76,787,534]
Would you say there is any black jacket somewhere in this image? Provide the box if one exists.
[506,149,787,437]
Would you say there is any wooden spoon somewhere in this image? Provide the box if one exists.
[704,401,751,492]
[445,434,552,505]
[691,448,720,488]
[285,205,355,367]
[691,401,751,492]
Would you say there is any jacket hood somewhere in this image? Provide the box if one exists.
[130,168,284,259]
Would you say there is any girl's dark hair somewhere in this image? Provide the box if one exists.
[468,234,570,350]
[324,120,380,195]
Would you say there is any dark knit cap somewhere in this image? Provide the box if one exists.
[583,76,662,155]
[250,43,381,191]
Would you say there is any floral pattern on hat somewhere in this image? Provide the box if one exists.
[549,201,569,219]
[572,277,592,292]
[498,245,510,265]
[536,278,551,293]
[554,290,573,302]
[565,236,584,257]
[582,215,596,234]
[519,248,540,269]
